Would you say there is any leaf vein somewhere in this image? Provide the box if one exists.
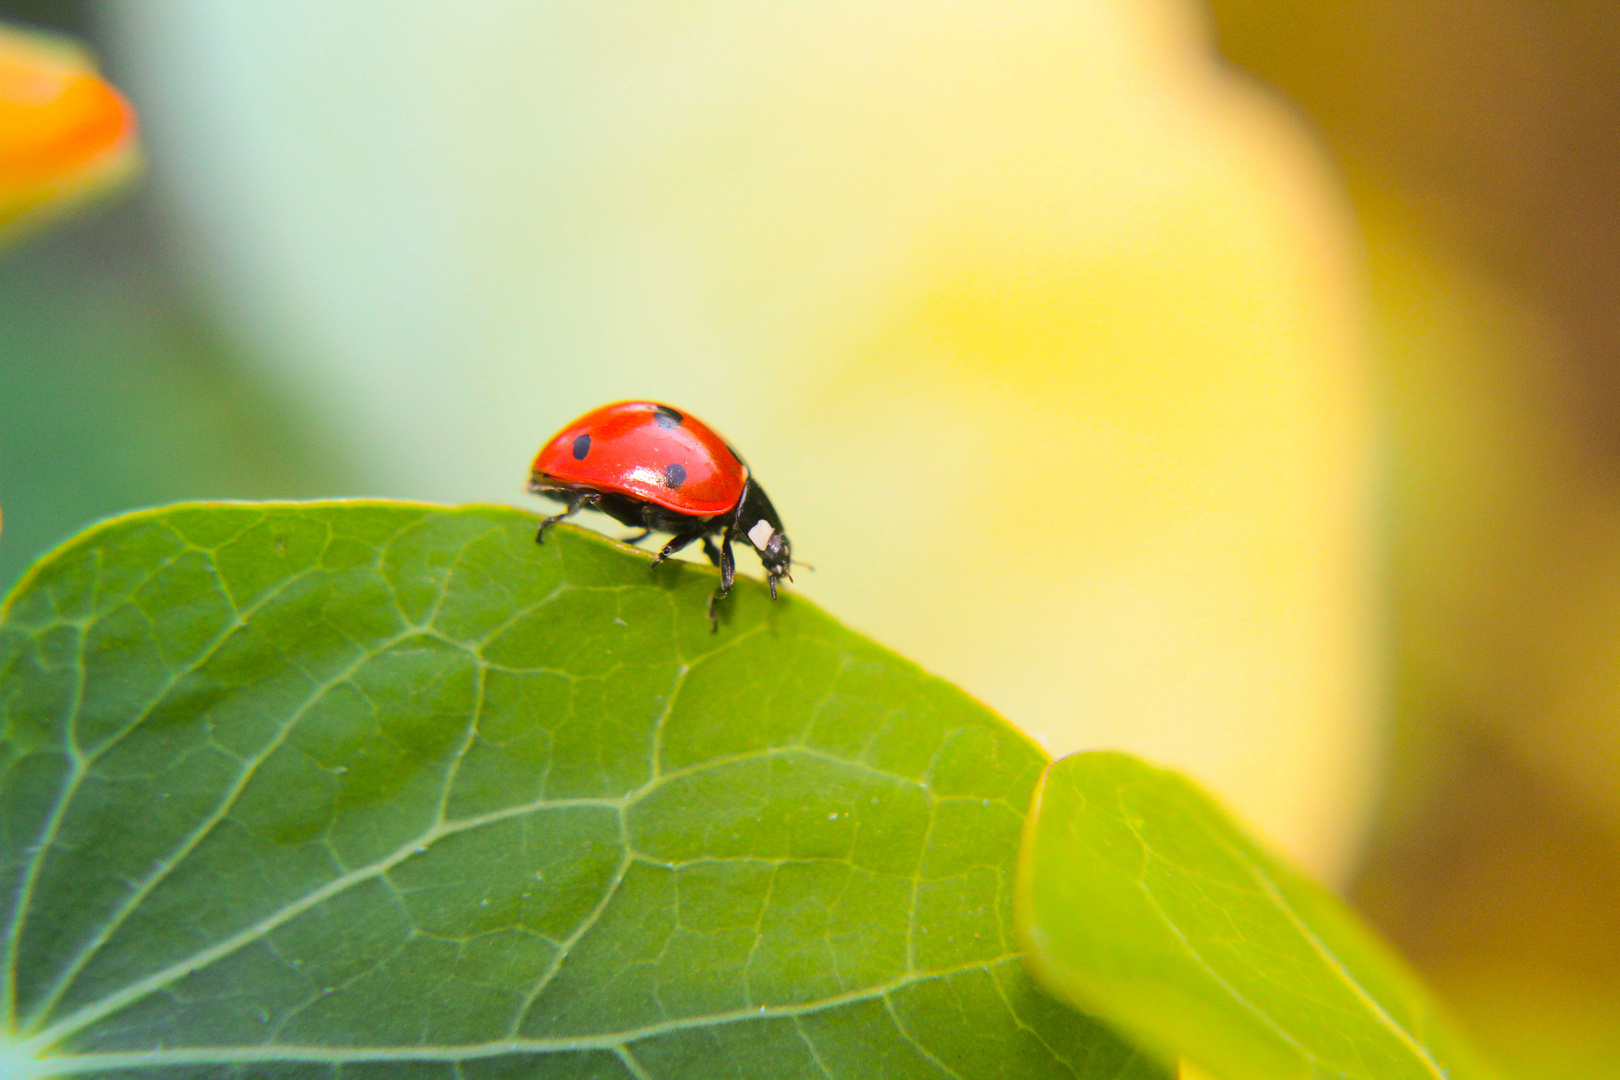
[20,624,434,1033]
[22,958,1022,1075]
[21,796,625,1054]
[1223,837,1446,1080]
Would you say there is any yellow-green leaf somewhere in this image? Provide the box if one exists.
[1016,752,1501,1080]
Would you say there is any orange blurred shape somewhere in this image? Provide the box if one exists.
[0,25,136,237]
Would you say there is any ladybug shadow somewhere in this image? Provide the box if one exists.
[619,542,727,629]
[635,548,788,637]
[547,523,782,635]
[636,551,706,594]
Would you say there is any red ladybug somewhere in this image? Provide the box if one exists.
[530,401,792,626]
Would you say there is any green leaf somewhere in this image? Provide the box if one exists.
[1016,752,1502,1080]
[0,501,1165,1080]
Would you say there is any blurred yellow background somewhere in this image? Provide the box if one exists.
[1,3,1616,1077]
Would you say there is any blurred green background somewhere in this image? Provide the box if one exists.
[0,0,349,596]
[4,3,1620,1078]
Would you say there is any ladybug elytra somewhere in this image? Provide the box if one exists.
[530,401,792,627]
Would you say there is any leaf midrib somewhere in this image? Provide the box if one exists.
[13,956,1028,1077]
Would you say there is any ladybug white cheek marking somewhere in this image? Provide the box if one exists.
[748,519,774,551]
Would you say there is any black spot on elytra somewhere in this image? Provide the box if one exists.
[663,462,687,489]
[572,433,591,460]
[654,405,684,429]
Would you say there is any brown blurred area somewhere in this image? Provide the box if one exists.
[1209,3,1620,1076]
[1212,2,1620,444]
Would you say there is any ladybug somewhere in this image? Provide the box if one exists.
[530,401,792,627]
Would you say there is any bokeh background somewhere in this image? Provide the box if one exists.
[2,3,1617,1077]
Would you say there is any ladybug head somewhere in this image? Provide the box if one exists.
[760,529,792,597]
[735,479,792,598]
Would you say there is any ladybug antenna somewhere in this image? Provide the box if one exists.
[790,559,816,572]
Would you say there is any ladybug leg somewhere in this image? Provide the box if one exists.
[706,531,737,632]
[620,529,654,546]
[700,536,723,568]
[536,492,597,544]
[719,533,736,593]
[648,531,698,570]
